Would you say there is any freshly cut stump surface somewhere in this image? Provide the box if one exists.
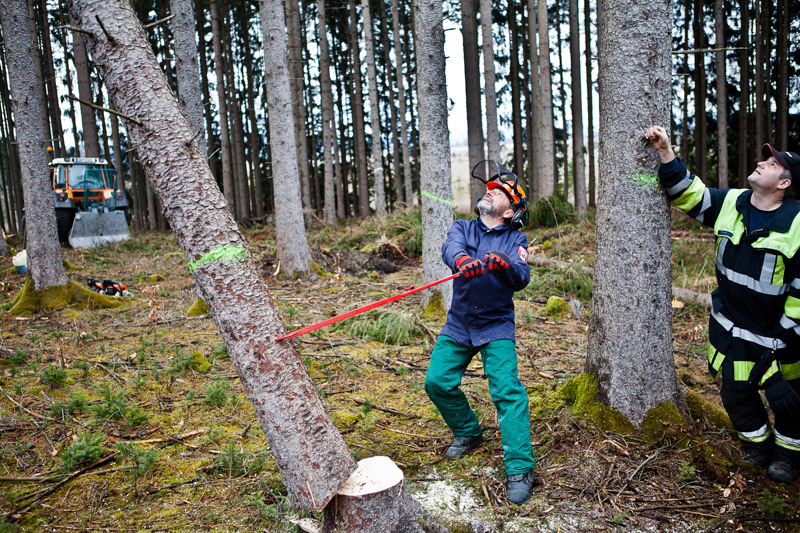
[322,456,429,533]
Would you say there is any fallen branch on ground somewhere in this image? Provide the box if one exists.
[528,255,711,309]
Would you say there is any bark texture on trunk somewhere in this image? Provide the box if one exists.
[775,0,788,149]
[569,0,586,216]
[414,0,453,312]
[526,0,539,197]
[536,0,555,196]
[392,0,413,205]
[508,0,524,178]
[69,0,355,508]
[209,0,235,211]
[170,0,208,156]
[361,0,386,215]
[39,0,65,157]
[738,0,749,187]
[285,0,312,211]
[318,0,337,225]
[1,0,67,290]
[25,0,52,162]
[588,0,686,427]
[584,0,595,206]
[479,0,500,161]
[71,13,101,157]
[348,0,371,218]
[692,0,707,180]
[461,0,485,206]
[377,0,402,208]
[260,0,312,277]
[317,0,341,222]
[713,0,728,188]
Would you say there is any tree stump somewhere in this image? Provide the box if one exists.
[322,456,446,533]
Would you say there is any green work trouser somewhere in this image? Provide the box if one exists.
[425,335,535,475]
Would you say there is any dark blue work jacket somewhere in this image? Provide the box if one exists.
[440,218,530,347]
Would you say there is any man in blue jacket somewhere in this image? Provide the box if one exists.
[425,161,536,504]
[647,125,800,483]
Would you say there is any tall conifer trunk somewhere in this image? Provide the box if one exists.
[569,0,586,216]
[0,0,67,290]
[414,0,453,312]
[392,0,413,205]
[480,0,500,161]
[361,0,386,215]
[588,0,687,426]
[461,0,485,205]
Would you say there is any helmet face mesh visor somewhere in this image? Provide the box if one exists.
[471,159,526,207]
[471,159,528,229]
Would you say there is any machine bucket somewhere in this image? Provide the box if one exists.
[68,210,131,248]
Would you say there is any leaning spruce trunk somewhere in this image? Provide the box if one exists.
[587,0,687,426]
[68,0,355,508]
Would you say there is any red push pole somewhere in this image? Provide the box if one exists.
[275,272,461,341]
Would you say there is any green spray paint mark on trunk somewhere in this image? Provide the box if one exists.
[631,173,660,186]
[421,190,453,206]
[188,244,248,274]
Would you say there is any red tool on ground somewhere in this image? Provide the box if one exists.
[275,272,462,341]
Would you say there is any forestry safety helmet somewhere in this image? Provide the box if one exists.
[471,159,529,229]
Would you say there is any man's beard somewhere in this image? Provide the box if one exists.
[476,198,506,218]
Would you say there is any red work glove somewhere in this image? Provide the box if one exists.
[484,251,510,272]
[455,255,485,278]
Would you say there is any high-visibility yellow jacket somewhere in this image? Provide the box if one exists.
[660,158,800,389]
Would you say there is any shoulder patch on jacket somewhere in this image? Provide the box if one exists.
[518,246,528,262]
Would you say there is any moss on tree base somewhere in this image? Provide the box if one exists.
[422,291,447,322]
[561,373,636,434]
[685,388,733,431]
[6,278,124,316]
[561,372,689,439]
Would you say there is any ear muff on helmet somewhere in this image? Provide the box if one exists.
[511,198,528,229]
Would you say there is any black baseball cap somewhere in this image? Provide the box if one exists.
[762,144,800,181]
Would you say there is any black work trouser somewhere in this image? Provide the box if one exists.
[721,378,800,462]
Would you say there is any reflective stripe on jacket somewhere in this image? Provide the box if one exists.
[440,217,530,347]
[660,158,800,384]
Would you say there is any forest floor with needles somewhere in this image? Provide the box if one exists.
[0,206,798,532]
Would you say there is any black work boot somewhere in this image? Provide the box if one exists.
[506,470,535,505]
[742,442,773,469]
[445,434,483,459]
[767,447,800,483]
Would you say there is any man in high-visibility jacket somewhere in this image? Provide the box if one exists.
[647,125,800,483]
[425,161,536,504]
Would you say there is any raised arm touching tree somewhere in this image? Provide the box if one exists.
[647,124,800,484]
